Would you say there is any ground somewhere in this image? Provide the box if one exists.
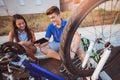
[38,58,78,80]
[1,46,120,80]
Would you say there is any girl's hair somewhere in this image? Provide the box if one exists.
[11,14,33,42]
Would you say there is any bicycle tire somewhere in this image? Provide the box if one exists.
[59,0,119,77]
[0,42,26,64]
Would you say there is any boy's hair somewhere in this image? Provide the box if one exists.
[46,6,60,15]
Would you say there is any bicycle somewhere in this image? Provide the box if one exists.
[0,42,64,80]
[59,0,120,79]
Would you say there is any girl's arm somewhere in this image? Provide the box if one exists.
[8,31,14,42]
[31,30,36,42]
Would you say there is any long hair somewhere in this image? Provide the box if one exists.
[11,14,32,42]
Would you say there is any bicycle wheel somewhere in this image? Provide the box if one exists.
[59,0,120,77]
[0,42,28,80]
[0,42,26,64]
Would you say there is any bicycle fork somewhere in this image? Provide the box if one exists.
[81,39,112,80]
[82,41,95,68]
[91,48,111,80]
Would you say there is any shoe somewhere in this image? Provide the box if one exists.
[59,65,66,73]
[34,59,40,65]
[59,64,71,75]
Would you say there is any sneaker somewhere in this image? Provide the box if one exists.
[59,65,71,75]
[34,59,40,65]
[59,65,66,73]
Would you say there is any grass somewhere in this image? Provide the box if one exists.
[0,10,120,36]
[0,11,72,36]
[80,10,120,27]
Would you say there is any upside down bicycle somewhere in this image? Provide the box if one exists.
[0,0,120,80]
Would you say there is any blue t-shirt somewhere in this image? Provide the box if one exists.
[18,30,28,41]
[45,19,67,42]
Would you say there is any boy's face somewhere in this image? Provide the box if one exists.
[48,13,61,26]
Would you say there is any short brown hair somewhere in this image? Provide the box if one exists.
[46,6,60,15]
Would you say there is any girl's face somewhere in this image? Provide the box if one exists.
[16,19,26,31]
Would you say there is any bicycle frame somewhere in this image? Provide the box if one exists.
[1,54,64,80]
[23,61,64,80]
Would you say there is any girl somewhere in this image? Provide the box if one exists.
[8,14,37,60]
[8,14,36,42]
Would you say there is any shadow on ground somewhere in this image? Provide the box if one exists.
[38,58,78,80]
